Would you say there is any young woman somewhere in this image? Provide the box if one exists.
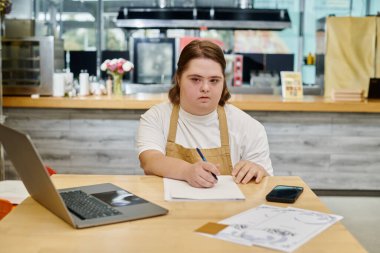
[137,40,273,188]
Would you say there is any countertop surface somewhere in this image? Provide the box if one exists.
[3,94,380,113]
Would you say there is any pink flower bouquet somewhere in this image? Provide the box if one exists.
[100,58,134,75]
[100,58,134,95]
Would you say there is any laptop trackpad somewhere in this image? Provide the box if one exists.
[92,190,148,207]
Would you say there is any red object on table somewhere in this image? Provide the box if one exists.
[0,198,13,220]
[45,166,57,176]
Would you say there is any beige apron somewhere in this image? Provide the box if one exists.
[165,104,233,175]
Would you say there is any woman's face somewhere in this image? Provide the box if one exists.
[179,58,224,116]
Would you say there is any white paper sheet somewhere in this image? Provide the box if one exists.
[0,180,29,204]
[163,176,245,201]
[198,204,343,252]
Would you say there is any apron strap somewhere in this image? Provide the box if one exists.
[167,104,180,143]
[217,106,230,148]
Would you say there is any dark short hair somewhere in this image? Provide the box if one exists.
[168,40,231,106]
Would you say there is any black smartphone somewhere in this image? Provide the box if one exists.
[266,185,304,203]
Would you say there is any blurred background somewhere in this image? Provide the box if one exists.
[3,0,380,95]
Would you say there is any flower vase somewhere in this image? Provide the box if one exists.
[113,74,123,96]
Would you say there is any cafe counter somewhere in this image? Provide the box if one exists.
[2,94,380,191]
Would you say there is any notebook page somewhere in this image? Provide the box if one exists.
[164,176,245,201]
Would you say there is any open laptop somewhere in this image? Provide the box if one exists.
[0,123,168,228]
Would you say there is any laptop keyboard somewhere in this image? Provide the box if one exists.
[60,190,122,220]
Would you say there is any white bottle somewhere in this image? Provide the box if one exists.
[79,70,90,96]
[53,72,65,97]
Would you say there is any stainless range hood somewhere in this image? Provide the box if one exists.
[116,7,291,31]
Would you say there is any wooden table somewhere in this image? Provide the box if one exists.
[0,175,367,253]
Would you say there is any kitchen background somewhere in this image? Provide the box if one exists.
[2,0,380,181]
[2,0,380,187]
[3,0,380,96]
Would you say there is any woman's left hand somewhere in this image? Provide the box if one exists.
[232,160,269,184]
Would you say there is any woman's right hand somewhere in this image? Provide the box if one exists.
[183,161,220,188]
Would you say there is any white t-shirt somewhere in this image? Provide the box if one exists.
[136,102,273,175]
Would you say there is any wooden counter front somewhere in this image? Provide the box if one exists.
[3,95,380,190]
[3,94,380,113]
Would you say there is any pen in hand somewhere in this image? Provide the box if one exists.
[196,148,218,181]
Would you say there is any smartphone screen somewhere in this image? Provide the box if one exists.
[266,185,304,203]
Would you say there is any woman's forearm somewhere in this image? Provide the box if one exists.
[139,150,191,181]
